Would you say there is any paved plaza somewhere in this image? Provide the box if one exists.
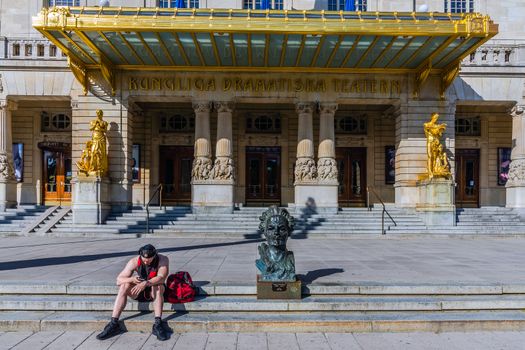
[2,235,525,286]
[0,330,524,350]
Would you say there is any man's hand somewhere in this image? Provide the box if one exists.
[130,281,147,297]
[131,276,143,284]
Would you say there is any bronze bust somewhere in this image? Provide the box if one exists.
[256,206,296,282]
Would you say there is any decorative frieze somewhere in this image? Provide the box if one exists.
[212,157,234,181]
[317,158,338,183]
[192,157,213,181]
[507,159,525,187]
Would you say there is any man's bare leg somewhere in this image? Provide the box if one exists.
[112,282,133,318]
[152,285,165,318]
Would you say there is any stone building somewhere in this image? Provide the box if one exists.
[0,0,524,225]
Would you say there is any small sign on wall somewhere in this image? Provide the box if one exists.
[498,147,512,186]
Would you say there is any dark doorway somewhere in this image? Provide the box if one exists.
[337,147,367,206]
[455,149,480,208]
[159,146,193,205]
[245,146,281,205]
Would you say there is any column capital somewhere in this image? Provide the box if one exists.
[510,105,525,118]
[0,100,17,111]
[214,101,234,113]
[295,102,315,115]
[192,101,212,113]
[318,102,338,115]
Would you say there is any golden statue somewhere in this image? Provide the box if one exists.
[77,109,109,176]
[423,113,451,179]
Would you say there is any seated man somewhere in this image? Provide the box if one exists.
[97,244,169,341]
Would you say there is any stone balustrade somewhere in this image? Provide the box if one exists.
[3,37,66,60]
[462,41,524,67]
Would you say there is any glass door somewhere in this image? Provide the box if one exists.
[159,146,193,204]
[43,150,71,205]
[245,146,281,204]
[455,149,480,208]
[337,147,367,206]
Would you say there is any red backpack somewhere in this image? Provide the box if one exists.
[164,271,196,304]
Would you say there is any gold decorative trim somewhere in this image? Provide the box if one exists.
[413,60,432,98]
[440,63,460,99]
[68,56,88,95]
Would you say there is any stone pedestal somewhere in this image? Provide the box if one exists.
[416,178,455,226]
[192,181,234,214]
[72,176,111,224]
[295,183,338,214]
[256,275,301,300]
[0,179,16,211]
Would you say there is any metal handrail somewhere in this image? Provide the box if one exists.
[146,184,163,234]
[366,186,397,235]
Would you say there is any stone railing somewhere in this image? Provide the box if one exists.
[3,37,66,60]
[462,40,524,67]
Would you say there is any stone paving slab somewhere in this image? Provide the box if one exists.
[0,330,524,349]
[2,236,525,287]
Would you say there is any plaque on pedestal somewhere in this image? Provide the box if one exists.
[256,275,302,300]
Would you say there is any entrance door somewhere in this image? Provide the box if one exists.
[455,149,480,208]
[337,147,367,206]
[246,146,281,205]
[43,150,72,205]
[159,146,193,204]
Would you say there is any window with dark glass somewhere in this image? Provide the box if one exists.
[37,44,45,57]
[328,0,367,11]
[445,0,474,13]
[49,45,57,57]
[48,0,80,6]
[41,112,72,132]
[25,44,32,57]
[159,113,195,132]
[335,115,367,134]
[13,44,20,57]
[455,117,481,136]
[159,0,199,8]
[246,113,281,133]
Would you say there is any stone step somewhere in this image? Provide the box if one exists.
[3,281,518,296]
[3,310,525,333]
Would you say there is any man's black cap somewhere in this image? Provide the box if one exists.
[139,244,157,258]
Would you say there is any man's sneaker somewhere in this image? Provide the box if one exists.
[96,321,122,340]
[152,321,168,341]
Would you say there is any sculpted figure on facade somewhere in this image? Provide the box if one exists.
[423,113,451,179]
[76,109,109,177]
[295,158,317,183]
[212,157,234,181]
[0,152,14,180]
[317,158,338,182]
[256,206,296,282]
[191,157,213,181]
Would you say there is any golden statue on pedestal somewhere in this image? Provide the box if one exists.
[424,113,451,179]
[77,109,108,176]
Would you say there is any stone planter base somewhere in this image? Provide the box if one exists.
[72,176,110,224]
[294,183,338,214]
[192,182,234,214]
[416,178,455,226]
[0,180,16,211]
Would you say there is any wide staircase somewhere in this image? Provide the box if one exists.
[47,206,428,237]
[1,280,525,333]
[44,205,525,237]
[0,206,52,235]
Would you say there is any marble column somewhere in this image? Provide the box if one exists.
[316,102,339,213]
[0,100,17,211]
[191,101,234,214]
[506,105,525,210]
[191,101,213,181]
[294,102,319,213]
[294,102,316,184]
[213,101,235,182]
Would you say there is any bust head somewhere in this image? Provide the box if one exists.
[96,109,103,119]
[259,206,294,248]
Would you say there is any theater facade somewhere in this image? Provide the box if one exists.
[1,4,525,225]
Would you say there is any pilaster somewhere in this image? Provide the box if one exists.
[0,100,17,210]
[506,105,525,209]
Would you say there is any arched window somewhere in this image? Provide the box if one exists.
[41,112,72,132]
